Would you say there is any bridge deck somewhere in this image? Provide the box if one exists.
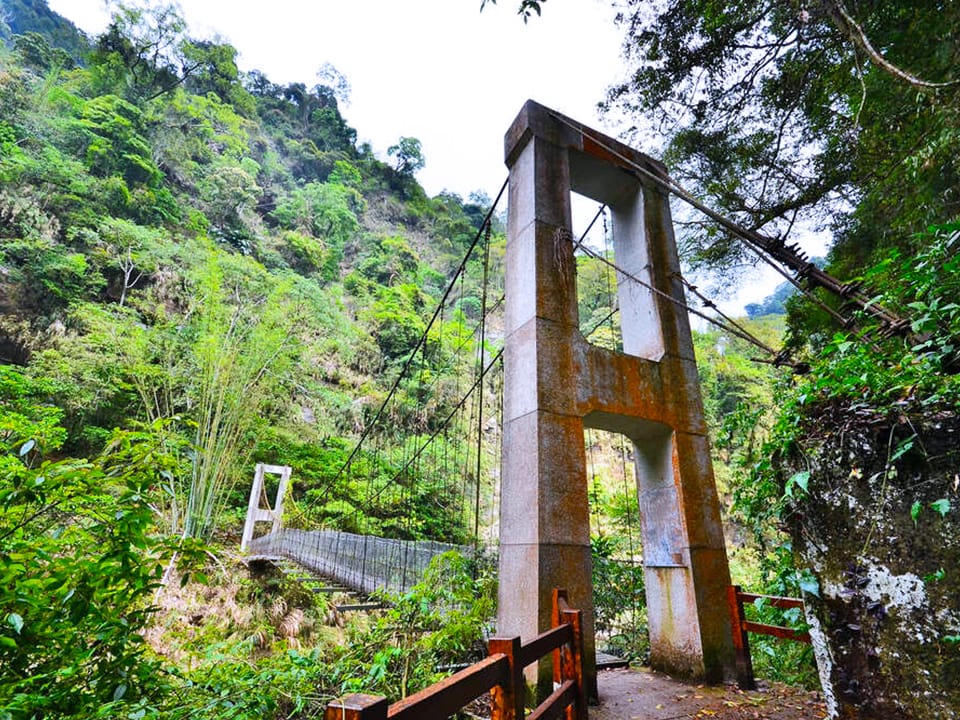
[245,529,467,595]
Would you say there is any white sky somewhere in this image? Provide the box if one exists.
[46,0,816,313]
[47,0,626,202]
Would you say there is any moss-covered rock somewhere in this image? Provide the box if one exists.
[785,403,960,719]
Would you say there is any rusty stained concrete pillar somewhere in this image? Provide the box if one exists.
[499,112,597,700]
[498,100,735,698]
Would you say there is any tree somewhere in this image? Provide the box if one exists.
[271,181,363,279]
[317,62,351,106]
[1,0,90,63]
[744,280,793,318]
[625,1,960,275]
[89,2,235,104]
[489,1,960,281]
[178,251,305,540]
[12,31,75,72]
[387,136,425,177]
[181,39,256,116]
[89,2,186,100]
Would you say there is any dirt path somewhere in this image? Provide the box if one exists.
[592,668,827,720]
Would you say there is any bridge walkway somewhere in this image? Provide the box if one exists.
[245,528,468,597]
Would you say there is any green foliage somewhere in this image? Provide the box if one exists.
[591,537,648,662]
[151,90,253,181]
[386,136,425,177]
[745,280,795,318]
[80,94,160,185]
[132,551,493,718]
[0,421,188,718]
[600,0,960,282]
[181,40,256,116]
[694,314,782,428]
[788,225,960,408]
[0,8,521,712]
[180,250,306,539]
[335,552,495,699]
[272,181,362,279]
[12,31,76,72]
[3,236,105,308]
[0,366,66,454]
[197,161,260,243]
[739,590,818,688]
[328,159,362,189]
[366,284,428,361]
[260,432,471,543]
[717,223,960,687]
[345,232,438,364]
[2,1,90,64]
[577,252,621,350]
[88,2,191,101]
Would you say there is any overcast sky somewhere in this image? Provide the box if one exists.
[47,0,626,202]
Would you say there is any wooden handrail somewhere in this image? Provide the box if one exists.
[325,588,587,720]
[519,624,573,667]
[527,680,576,720]
[735,591,806,610]
[389,654,510,720]
[727,584,811,690]
[552,589,586,720]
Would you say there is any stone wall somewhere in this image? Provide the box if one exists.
[785,404,960,718]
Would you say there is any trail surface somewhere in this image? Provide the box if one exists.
[592,668,827,720]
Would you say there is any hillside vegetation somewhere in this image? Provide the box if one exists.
[1,2,506,715]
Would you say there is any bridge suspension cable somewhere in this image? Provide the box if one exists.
[547,111,912,342]
[247,179,510,593]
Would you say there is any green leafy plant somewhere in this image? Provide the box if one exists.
[180,251,305,540]
[0,421,188,718]
[335,551,496,699]
[591,537,648,662]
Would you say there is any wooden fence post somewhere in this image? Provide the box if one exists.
[563,605,587,719]
[726,585,757,690]
[552,588,565,691]
[324,693,389,720]
[552,589,587,720]
[488,636,524,720]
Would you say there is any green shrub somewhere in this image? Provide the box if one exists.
[0,421,185,718]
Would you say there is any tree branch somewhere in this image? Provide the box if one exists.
[827,0,958,90]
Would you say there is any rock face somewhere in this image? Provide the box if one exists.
[785,404,960,719]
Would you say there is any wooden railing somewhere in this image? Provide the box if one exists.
[726,584,811,690]
[324,588,587,720]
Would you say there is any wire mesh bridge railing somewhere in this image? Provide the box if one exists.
[246,529,468,595]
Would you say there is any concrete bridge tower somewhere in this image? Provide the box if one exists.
[497,100,735,698]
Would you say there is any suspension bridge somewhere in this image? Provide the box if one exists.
[241,100,906,699]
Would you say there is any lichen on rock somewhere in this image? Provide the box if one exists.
[783,402,960,719]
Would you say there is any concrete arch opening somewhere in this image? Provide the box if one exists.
[497,100,735,700]
[581,427,644,663]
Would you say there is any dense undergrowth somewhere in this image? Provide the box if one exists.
[0,2,501,715]
[0,394,496,717]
